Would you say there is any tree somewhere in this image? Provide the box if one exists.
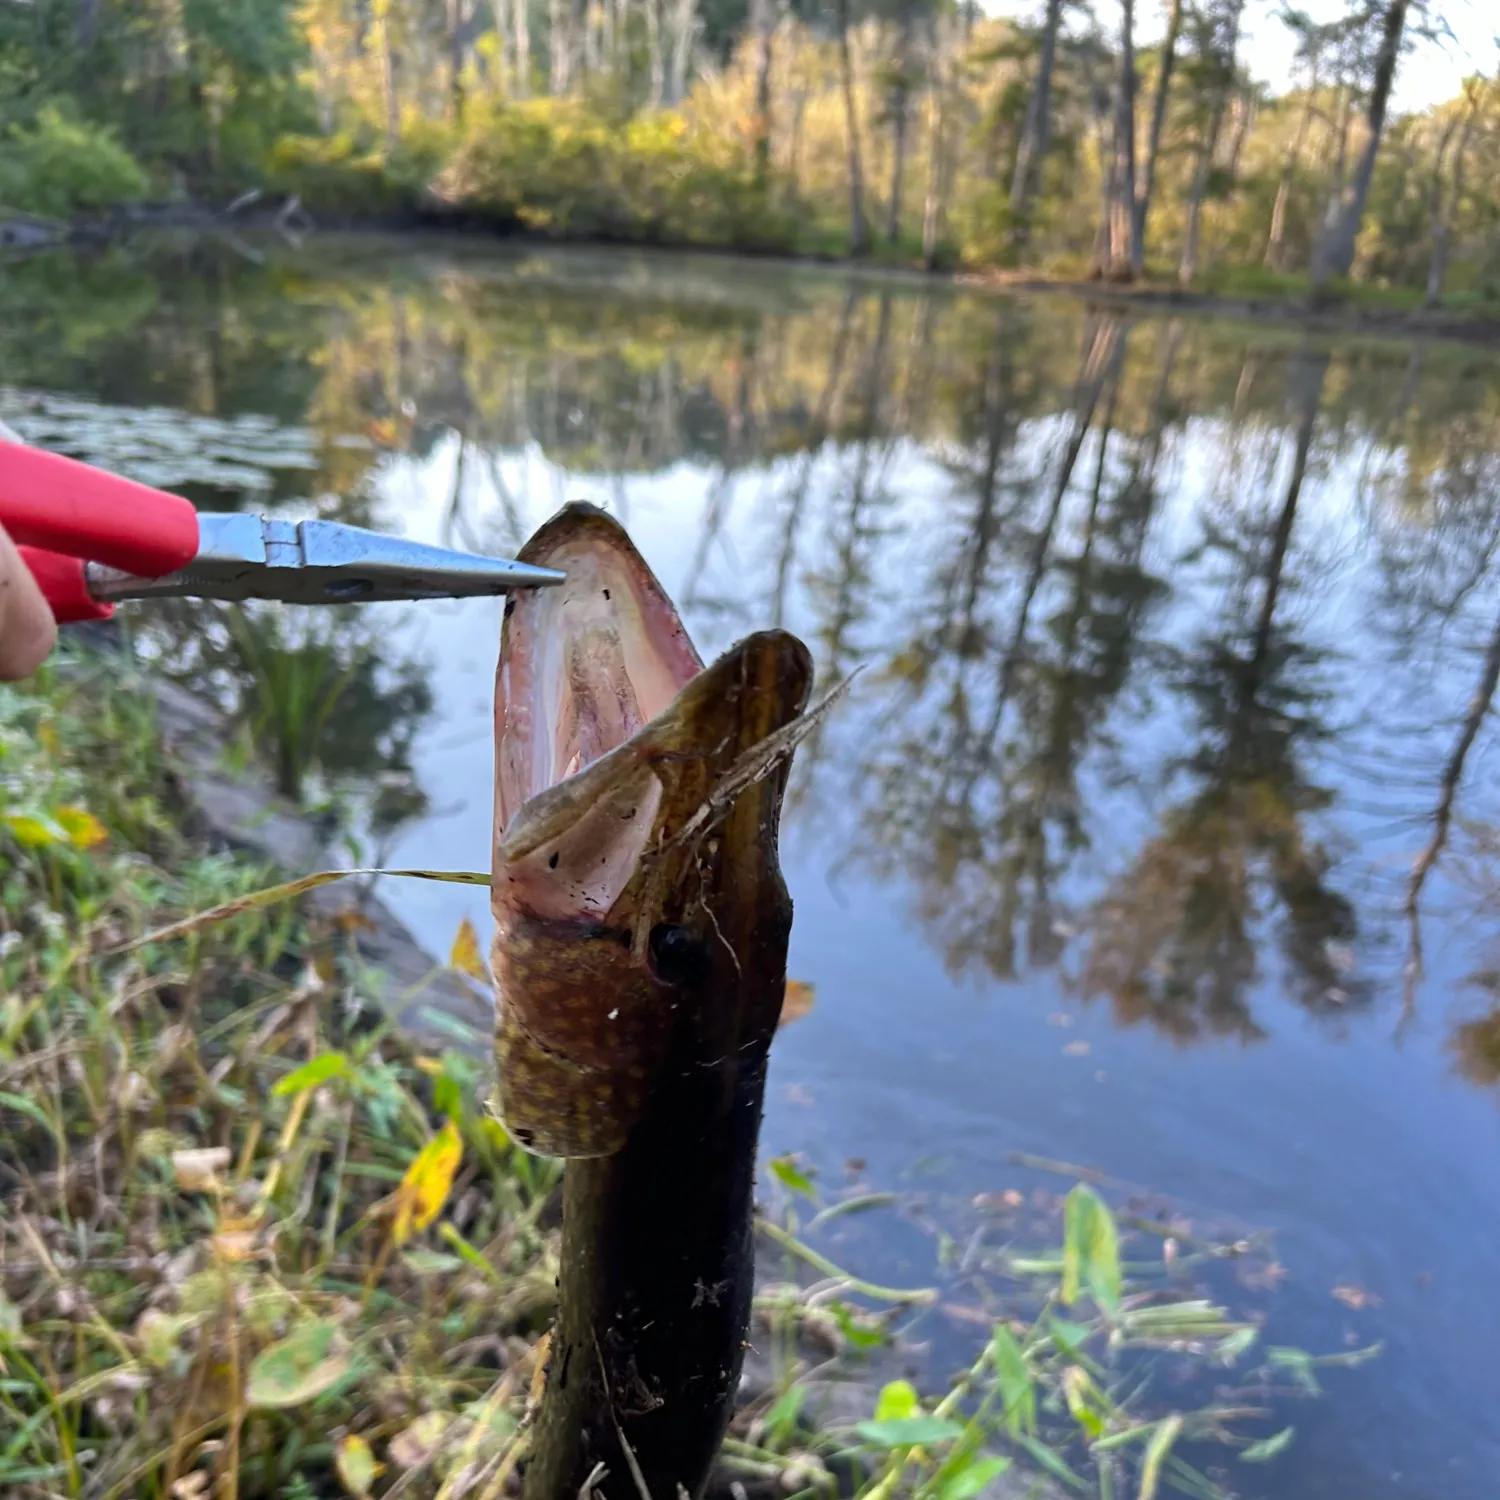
[1009,0,1066,247]
[1101,0,1139,277]
[835,0,871,254]
[1264,17,1328,271]
[1309,0,1410,289]
[883,3,919,243]
[1178,0,1246,284]
[1425,78,1481,304]
[1134,0,1184,263]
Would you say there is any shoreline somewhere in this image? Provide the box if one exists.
[12,201,1500,349]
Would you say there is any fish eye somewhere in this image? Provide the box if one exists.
[648,923,710,986]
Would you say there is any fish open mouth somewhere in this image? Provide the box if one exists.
[488,502,816,1158]
[495,503,702,831]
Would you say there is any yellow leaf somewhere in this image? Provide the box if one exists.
[335,1433,382,1496]
[2,813,62,847]
[779,979,816,1028]
[55,805,107,848]
[392,1121,463,1245]
[449,916,490,985]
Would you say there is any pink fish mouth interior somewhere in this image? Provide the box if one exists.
[495,513,703,835]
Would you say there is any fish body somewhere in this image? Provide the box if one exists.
[490,503,812,1158]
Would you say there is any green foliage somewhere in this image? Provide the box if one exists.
[0,648,560,1499]
[435,98,799,251]
[0,103,147,217]
[269,128,442,218]
[1061,1183,1122,1313]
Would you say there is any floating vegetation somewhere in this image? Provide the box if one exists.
[0,387,318,497]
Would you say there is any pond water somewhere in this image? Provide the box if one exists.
[7,236,1500,1499]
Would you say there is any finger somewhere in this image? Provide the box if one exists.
[0,525,57,681]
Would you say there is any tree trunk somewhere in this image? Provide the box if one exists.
[836,0,870,255]
[1265,73,1318,270]
[1008,0,1064,247]
[1426,89,1478,306]
[1133,0,1184,263]
[669,0,696,103]
[1310,0,1409,289]
[548,0,567,92]
[886,11,914,244]
[75,0,100,49]
[922,18,951,269]
[513,0,531,96]
[519,643,811,1500]
[380,6,401,144]
[1108,0,1139,277]
[1179,1,1244,284]
[751,0,774,180]
[447,0,467,120]
[646,0,665,105]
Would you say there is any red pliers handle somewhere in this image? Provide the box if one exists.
[2,439,199,624]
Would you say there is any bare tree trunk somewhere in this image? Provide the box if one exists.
[548,0,567,92]
[886,10,914,244]
[1008,0,1064,247]
[1426,87,1479,306]
[646,0,665,105]
[1134,0,1184,263]
[1177,2,1243,284]
[447,0,468,120]
[375,0,400,145]
[751,0,774,179]
[1108,0,1139,277]
[1311,0,1409,289]
[490,0,511,95]
[1265,73,1318,269]
[836,0,870,255]
[922,18,951,269]
[75,0,100,49]
[669,0,695,103]
[788,87,807,191]
[513,0,530,95]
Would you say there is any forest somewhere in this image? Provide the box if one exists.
[1,3,1499,308]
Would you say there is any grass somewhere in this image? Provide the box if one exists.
[0,645,1358,1498]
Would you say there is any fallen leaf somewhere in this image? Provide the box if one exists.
[336,1433,382,1495]
[171,1473,210,1500]
[779,980,816,1027]
[388,1411,453,1469]
[392,1121,463,1245]
[246,1319,351,1408]
[449,917,490,986]
[172,1147,230,1193]
[1237,1259,1288,1291]
[1332,1284,1380,1310]
[211,1228,260,1262]
[1063,1040,1091,1056]
[940,1301,995,1327]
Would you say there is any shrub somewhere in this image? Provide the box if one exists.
[0,103,149,218]
[267,125,445,217]
[434,98,799,251]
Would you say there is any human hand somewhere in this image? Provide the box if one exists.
[0,522,56,680]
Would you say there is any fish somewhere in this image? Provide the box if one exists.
[489,502,815,1158]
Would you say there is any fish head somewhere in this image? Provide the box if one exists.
[491,503,812,1157]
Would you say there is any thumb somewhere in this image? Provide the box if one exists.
[0,524,57,681]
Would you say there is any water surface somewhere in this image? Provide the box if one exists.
[7,237,1500,1499]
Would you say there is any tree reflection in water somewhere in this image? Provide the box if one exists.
[13,241,1500,1074]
